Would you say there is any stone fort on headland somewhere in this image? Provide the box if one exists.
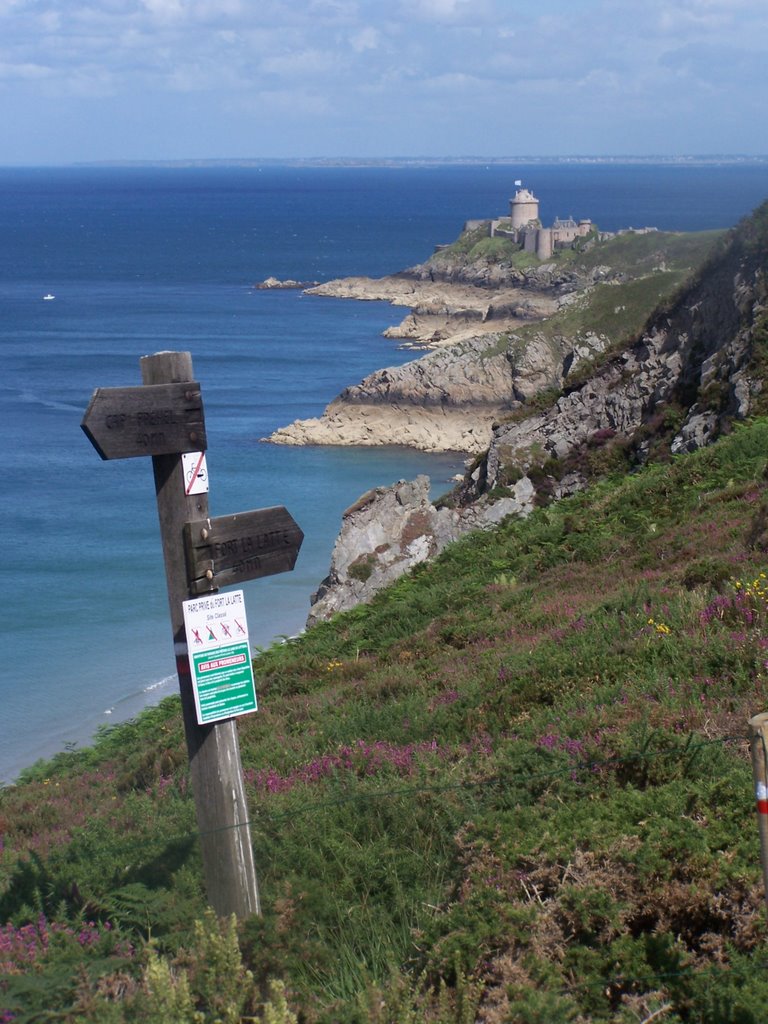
[463,185,593,260]
[507,186,594,260]
[464,185,596,261]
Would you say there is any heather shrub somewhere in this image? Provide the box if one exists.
[5,419,768,1019]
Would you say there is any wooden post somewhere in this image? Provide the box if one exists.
[748,712,768,915]
[141,351,260,918]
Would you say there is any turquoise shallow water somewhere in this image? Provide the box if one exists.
[2,162,767,782]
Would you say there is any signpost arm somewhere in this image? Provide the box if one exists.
[141,350,260,918]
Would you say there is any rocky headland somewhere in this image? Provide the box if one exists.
[266,224,716,456]
[266,255,579,454]
[267,205,768,624]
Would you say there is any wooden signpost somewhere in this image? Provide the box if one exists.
[184,507,304,594]
[81,382,206,460]
[81,351,303,919]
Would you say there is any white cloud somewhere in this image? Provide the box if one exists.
[58,64,116,95]
[308,0,357,16]
[402,0,489,23]
[166,60,233,91]
[644,0,767,35]
[0,0,767,159]
[138,0,247,21]
[350,26,379,52]
[421,71,484,92]
[244,86,332,117]
[260,48,338,76]
[660,40,768,86]
[140,0,184,19]
[192,0,245,16]
[0,60,52,80]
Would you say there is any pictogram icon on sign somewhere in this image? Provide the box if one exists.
[182,451,209,495]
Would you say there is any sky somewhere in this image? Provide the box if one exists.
[0,0,766,164]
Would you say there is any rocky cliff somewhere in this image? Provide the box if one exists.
[305,204,768,625]
[267,226,722,455]
[308,474,536,624]
[267,272,558,454]
[462,205,767,505]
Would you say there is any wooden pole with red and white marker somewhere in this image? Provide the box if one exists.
[748,712,768,913]
[82,350,304,920]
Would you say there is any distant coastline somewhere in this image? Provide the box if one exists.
[72,154,768,169]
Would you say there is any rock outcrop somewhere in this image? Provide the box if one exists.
[467,218,767,501]
[266,271,576,452]
[256,276,319,289]
[268,335,517,454]
[308,474,535,624]
[305,274,557,344]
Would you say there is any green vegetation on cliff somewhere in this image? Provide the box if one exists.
[510,229,724,353]
[4,417,768,1021]
[431,219,722,280]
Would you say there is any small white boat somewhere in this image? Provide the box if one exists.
[43,293,55,301]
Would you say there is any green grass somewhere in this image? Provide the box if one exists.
[431,221,722,280]
[569,228,724,275]
[504,230,724,362]
[4,420,768,1021]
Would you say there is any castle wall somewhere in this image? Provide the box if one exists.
[536,228,553,261]
[550,220,592,247]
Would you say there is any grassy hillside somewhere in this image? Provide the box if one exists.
[4,419,768,1022]
[474,228,724,363]
[429,220,722,279]
[515,231,721,344]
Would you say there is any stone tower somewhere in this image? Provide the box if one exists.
[509,187,539,230]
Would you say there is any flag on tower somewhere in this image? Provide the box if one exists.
[514,179,522,186]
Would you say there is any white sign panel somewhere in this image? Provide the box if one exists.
[182,590,257,724]
[182,451,209,495]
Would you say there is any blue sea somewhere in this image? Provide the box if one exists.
[2,162,767,783]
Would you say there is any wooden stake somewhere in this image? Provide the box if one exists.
[748,711,768,915]
[141,351,260,918]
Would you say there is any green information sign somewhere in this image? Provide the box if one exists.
[182,590,258,725]
[191,641,257,723]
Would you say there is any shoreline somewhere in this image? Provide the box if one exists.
[0,672,179,786]
[264,272,558,454]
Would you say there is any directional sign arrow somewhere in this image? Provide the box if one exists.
[184,506,304,594]
[81,382,207,460]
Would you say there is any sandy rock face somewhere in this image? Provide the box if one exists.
[268,335,518,454]
[266,274,560,454]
